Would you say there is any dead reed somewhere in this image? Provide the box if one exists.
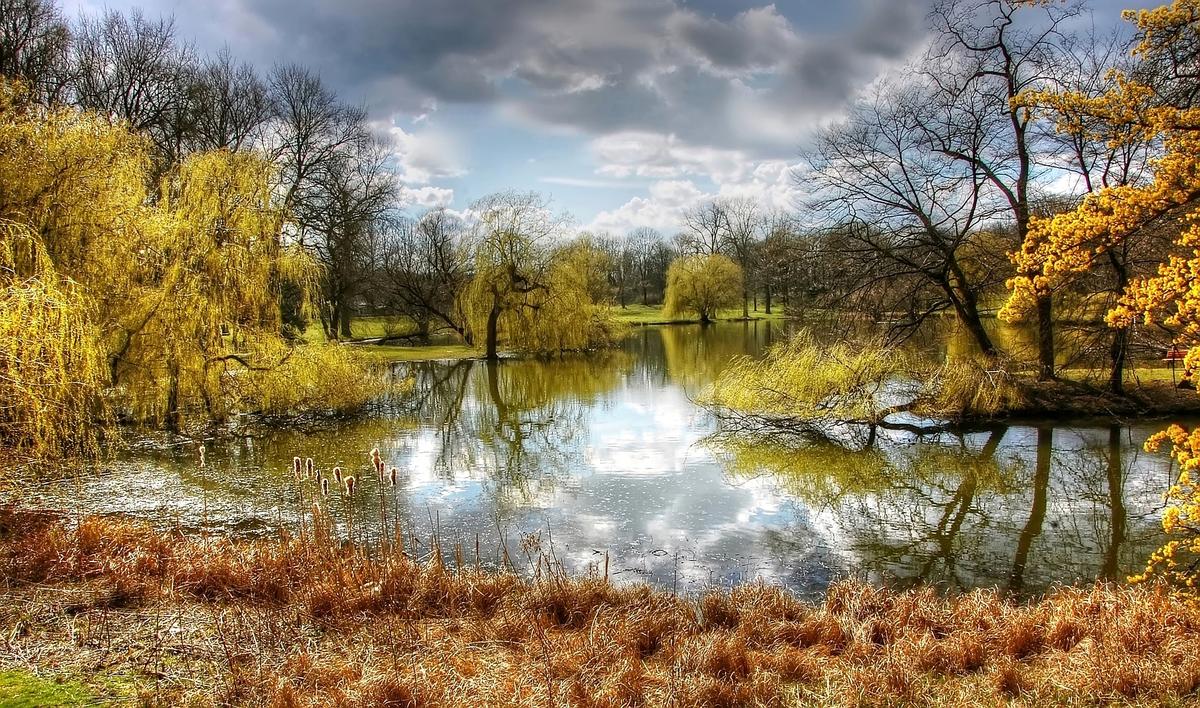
[2,507,1199,707]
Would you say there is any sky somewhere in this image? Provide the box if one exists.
[63,0,1161,235]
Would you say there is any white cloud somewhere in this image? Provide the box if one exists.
[372,119,468,185]
[399,185,456,209]
[539,176,641,189]
[592,131,752,182]
[585,134,803,234]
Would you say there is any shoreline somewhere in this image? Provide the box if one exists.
[1,509,1197,706]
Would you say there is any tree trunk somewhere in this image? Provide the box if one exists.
[1009,426,1051,593]
[338,300,353,340]
[765,284,772,315]
[165,360,182,433]
[742,290,749,319]
[958,305,996,358]
[1036,293,1055,380]
[1109,327,1129,395]
[323,303,337,341]
[1100,425,1127,581]
[946,282,997,357]
[485,301,501,361]
[1108,252,1130,395]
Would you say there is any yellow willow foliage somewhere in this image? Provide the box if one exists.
[0,80,152,282]
[0,221,107,458]
[231,343,391,418]
[706,330,1026,424]
[1133,425,1200,587]
[460,246,622,355]
[0,77,366,443]
[115,149,322,426]
[923,357,1029,419]
[662,254,743,322]
[508,247,625,353]
[704,330,908,424]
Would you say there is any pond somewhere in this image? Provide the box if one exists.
[15,321,1178,599]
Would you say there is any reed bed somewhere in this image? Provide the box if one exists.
[2,508,1199,706]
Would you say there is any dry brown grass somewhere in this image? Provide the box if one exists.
[3,508,1200,707]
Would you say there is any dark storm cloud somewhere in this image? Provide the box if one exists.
[147,0,938,152]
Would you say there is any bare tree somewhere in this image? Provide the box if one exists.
[757,211,800,314]
[628,226,672,305]
[268,63,372,219]
[805,81,1008,356]
[378,207,472,342]
[679,200,728,255]
[70,9,196,166]
[0,0,69,101]
[720,196,761,317]
[300,134,398,339]
[923,0,1082,377]
[592,232,634,308]
[189,47,273,152]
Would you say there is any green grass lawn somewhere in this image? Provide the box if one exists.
[299,304,791,364]
[610,303,790,325]
[0,668,142,707]
[1059,364,1191,386]
[299,316,481,363]
[352,342,480,363]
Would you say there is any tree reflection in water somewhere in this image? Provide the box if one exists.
[709,421,1164,595]
[18,321,1176,596]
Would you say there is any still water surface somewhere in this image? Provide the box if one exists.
[24,321,1176,598]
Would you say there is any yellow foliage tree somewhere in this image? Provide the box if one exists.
[663,254,743,323]
[1003,1,1200,585]
[460,191,621,359]
[0,77,376,453]
[0,220,107,458]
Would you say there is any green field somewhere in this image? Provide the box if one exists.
[610,303,790,325]
[300,306,792,363]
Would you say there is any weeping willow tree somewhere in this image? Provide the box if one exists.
[0,77,378,454]
[0,220,107,458]
[663,254,743,323]
[460,191,622,359]
[115,148,325,429]
[703,330,1027,441]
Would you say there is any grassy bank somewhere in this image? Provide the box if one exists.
[2,509,1198,707]
[611,303,790,326]
[305,305,791,363]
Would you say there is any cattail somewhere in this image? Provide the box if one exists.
[305,457,314,476]
[370,447,381,465]
[344,475,356,495]
[292,456,301,476]
[197,446,206,469]
[321,478,329,497]
[388,467,398,487]
[333,466,343,483]
[315,468,323,484]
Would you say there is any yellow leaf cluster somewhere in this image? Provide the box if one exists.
[1016,1,1200,588]
[0,77,372,453]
